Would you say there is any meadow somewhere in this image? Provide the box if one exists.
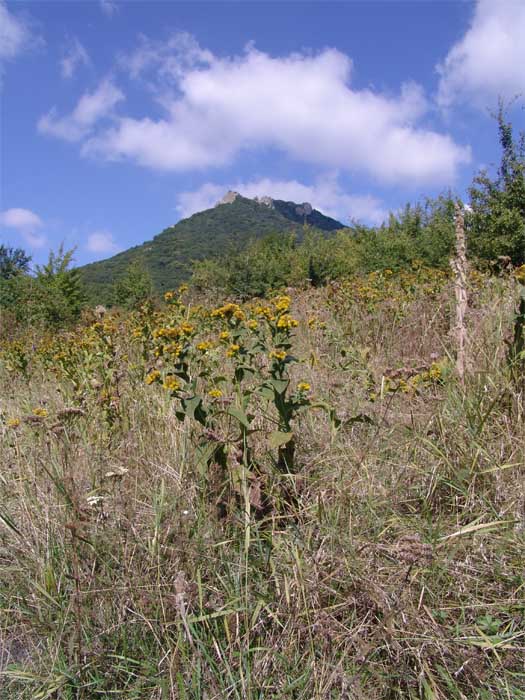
[1,266,525,699]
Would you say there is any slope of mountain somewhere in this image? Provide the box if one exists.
[79,193,345,302]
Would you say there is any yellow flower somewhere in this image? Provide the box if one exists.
[274,295,291,313]
[7,417,21,428]
[153,326,179,339]
[255,305,275,320]
[208,388,223,398]
[428,363,442,381]
[145,370,161,385]
[297,382,311,393]
[270,349,287,361]
[163,375,181,391]
[514,265,525,284]
[33,407,48,418]
[178,283,189,294]
[226,344,240,357]
[211,303,245,320]
[276,314,299,330]
[164,290,175,301]
[197,341,213,352]
[246,319,258,330]
[165,342,183,356]
[219,331,230,341]
[180,322,195,335]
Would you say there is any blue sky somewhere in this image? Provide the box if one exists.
[1,0,524,267]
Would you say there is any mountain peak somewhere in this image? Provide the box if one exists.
[216,190,242,206]
[80,190,346,303]
[216,191,315,222]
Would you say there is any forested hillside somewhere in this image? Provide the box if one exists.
[78,195,345,304]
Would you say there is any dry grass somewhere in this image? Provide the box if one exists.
[1,275,525,699]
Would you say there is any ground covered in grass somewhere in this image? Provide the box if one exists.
[1,270,524,699]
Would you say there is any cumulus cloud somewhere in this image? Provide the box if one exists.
[60,36,90,79]
[41,34,469,185]
[86,230,121,254]
[437,0,525,108]
[176,175,388,226]
[118,31,214,82]
[0,207,46,248]
[38,79,124,141]
[100,0,119,18]
[0,0,35,66]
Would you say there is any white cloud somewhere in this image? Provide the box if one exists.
[60,37,90,79]
[0,207,47,248]
[176,175,388,226]
[38,80,124,141]
[100,0,119,18]
[118,31,214,82]
[44,34,469,185]
[86,230,121,254]
[437,0,525,109]
[0,0,34,64]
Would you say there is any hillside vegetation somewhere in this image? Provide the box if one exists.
[78,196,345,304]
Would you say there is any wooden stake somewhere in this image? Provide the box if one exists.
[451,203,468,386]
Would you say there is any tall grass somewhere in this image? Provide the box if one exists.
[1,273,524,699]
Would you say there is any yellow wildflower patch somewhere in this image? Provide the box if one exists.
[274,295,291,313]
[226,344,241,357]
[163,376,181,391]
[145,370,161,385]
[276,314,299,330]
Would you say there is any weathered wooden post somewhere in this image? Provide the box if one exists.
[451,202,468,386]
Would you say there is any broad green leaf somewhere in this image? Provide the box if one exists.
[228,406,251,429]
[194,442,218,475]
[182,395,207,425]
[269,378,289,394]
[269,431,294,448]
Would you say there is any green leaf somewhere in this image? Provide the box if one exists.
[269,378,289,395]
[269,431,294,448]
[181,395,207,425]
[228,406,252,429]
[256,385,274,401]
[195,442,218,476]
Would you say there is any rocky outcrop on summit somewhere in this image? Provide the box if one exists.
[254,196,275,208]
[215,191,343,231]
[217,191,241,205]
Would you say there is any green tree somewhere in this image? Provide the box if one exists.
[468,102,525,265]
[0,245,31,279]
[1,245,86,329]
[33,245,86,326]
[0,246,32,320]
[112,259,153,309]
